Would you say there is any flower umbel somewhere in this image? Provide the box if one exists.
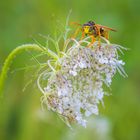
[38,36,127,127]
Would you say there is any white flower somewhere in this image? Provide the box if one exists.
[38,37,127,127]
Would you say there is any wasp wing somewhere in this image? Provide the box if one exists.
[96,24,117,32]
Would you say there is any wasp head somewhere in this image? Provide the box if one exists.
[83,21,95,34]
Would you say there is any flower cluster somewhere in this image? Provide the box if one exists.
[38,37,127,127]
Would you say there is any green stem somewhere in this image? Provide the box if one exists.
[0,44,44,96]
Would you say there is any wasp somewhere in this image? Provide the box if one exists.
[71,21,116,47]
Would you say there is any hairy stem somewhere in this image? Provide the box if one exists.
[0,44,44,96]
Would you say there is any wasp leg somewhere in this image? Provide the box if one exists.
[98,31,101,48]
[105,31,109,40]
[78,31,85,45]
[95,25,101,48]
[102,30,109,40]
[87,35,96,47]
[104,31,109,48]
[71,27,81,39]
[80,31,85,40]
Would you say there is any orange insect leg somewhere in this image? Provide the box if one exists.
[95,25,101,47]
[71,28,81,39]
[98,33,101,47]
[87,35,96,47]
[104,31,109,40]
[80,31,85,40]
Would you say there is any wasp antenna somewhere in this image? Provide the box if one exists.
[69,22,82,26]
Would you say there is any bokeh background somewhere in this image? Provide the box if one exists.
[0,0,140,140]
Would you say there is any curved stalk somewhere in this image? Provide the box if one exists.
[0,44,44,96]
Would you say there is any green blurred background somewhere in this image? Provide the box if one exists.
[0,0,140,140]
